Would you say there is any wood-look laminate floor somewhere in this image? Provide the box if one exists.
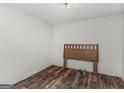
[14,65,124,89]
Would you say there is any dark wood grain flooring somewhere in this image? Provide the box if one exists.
[14,65,124,89]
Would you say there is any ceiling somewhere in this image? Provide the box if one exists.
[7,3,124,25]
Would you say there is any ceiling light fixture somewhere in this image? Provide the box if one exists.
[64,3,70,8]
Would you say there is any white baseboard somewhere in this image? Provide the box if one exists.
[121,75,124,81]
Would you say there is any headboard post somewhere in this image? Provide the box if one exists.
[93,62,98,74]
[64,58,67,68]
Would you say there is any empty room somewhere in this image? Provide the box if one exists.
[0,2,124,89]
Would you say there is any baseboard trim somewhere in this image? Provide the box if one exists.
[121,75,124,81]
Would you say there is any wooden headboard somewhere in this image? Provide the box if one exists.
[63,44,99,74]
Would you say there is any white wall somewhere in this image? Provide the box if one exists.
[52,15,122,77]
[0,5,52,84]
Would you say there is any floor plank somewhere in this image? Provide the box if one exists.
[14,65,124,89]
